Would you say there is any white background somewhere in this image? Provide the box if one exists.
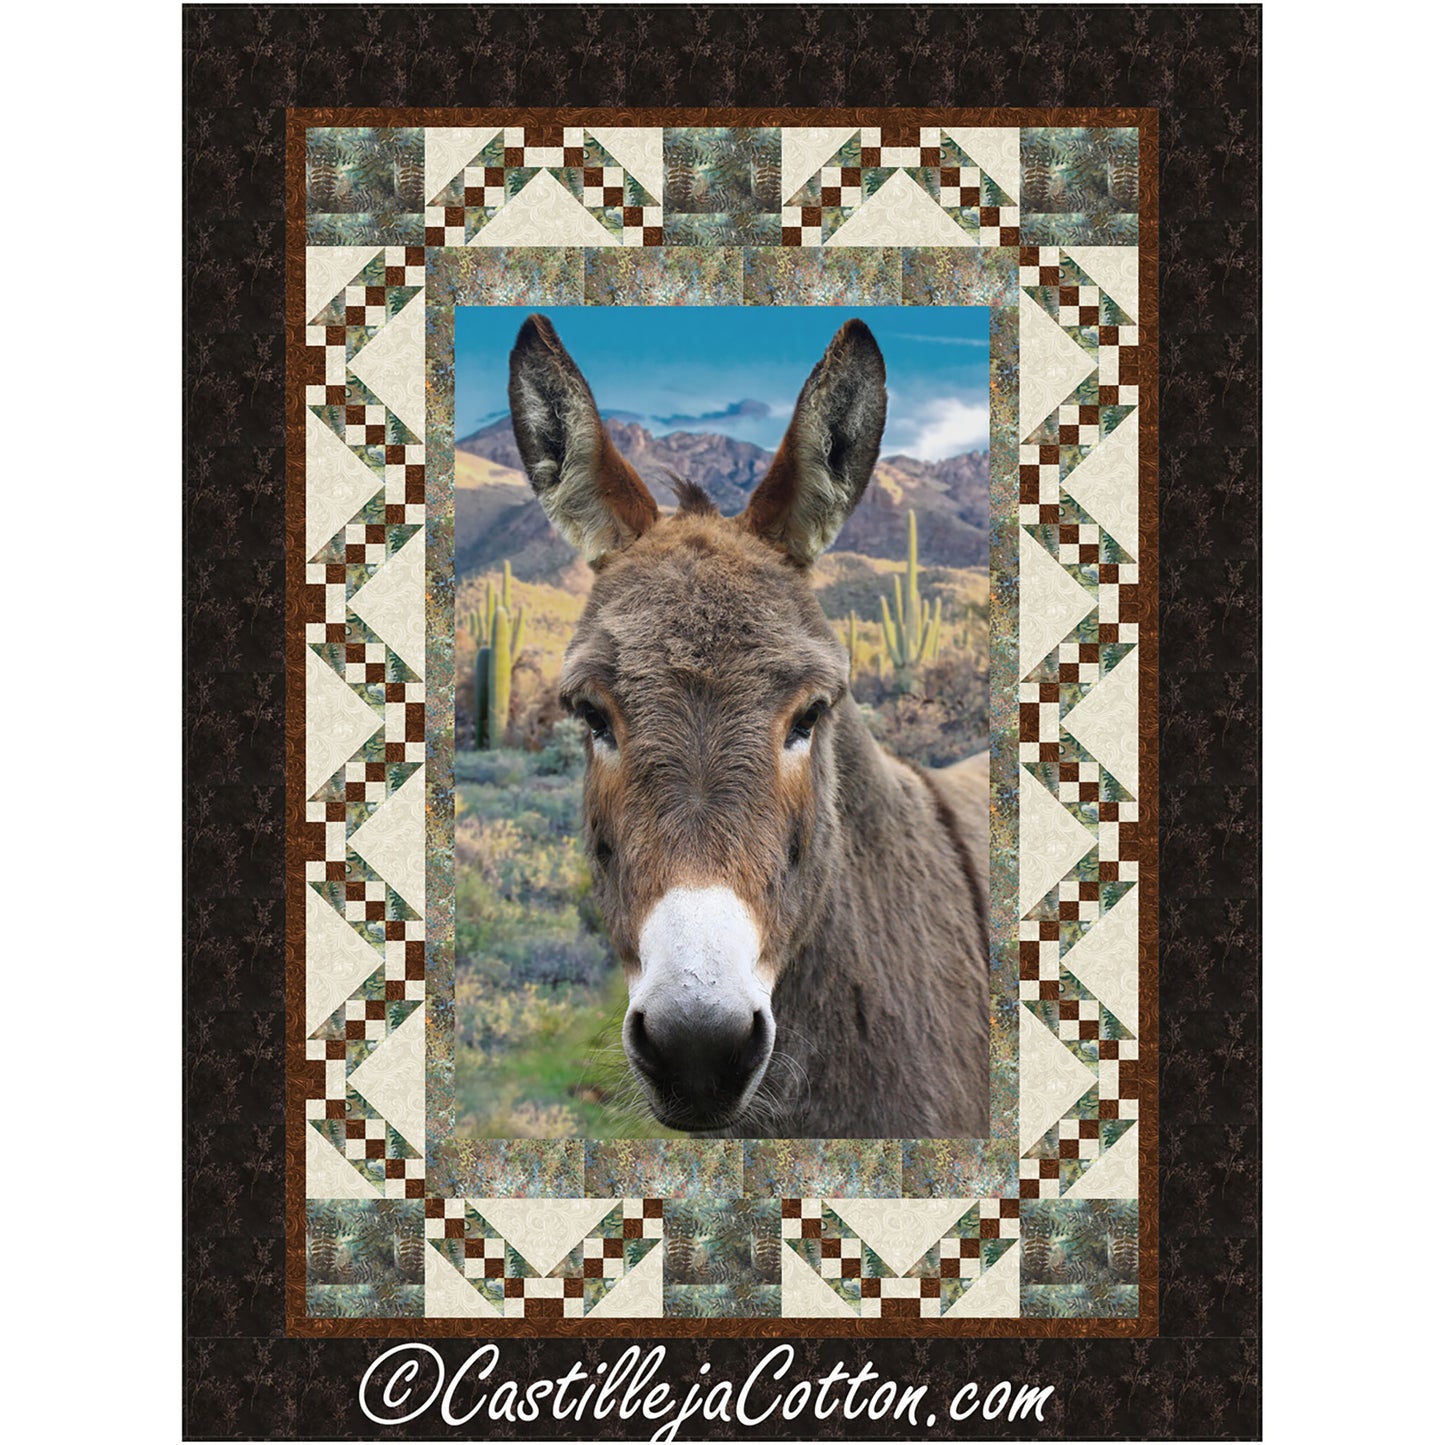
[7,2,1436,1442]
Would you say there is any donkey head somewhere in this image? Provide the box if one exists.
[508,314,886,1131]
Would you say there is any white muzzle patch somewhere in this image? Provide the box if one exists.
[634,886,768,1011]
[626,886,776,1128]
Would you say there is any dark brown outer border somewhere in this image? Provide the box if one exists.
[283,107,1159,1340]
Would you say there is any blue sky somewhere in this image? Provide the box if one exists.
[455,306,991,462]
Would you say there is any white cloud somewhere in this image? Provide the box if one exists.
[888,332,991,348]
[892,395,991,461]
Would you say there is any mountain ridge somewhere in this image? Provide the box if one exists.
[455,416,989,582]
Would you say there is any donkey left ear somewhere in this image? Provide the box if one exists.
[741,319,887,567]
[508,314,659,564]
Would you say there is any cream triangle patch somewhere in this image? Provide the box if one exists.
[306,1123,381,1199]
[467,1198,620,1277]
[349,767,426,914]
[304,646,382,798]
[1019,1006,1096,1153]
[305,409,384,558]
[827,170,973,247]
[825,1198,975,1274]
[1060,887,1139,1035]
[1020,291,1095,439]
[1061,409,1139,560]
[1019,766,1096,915]
[349,530,426,676]
[945,1240,1020,1316]
[305,880,384,1033]
[348,1006,426,1153]
[348,292,426,441]
[470,170,619,248]
[1062,647,1139,796]
[1018,529,1096,679]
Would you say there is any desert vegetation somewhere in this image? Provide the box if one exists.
[455,489,988,1139]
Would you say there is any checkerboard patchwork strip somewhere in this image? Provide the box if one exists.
[426,1200,664,1317]
[303,245,427,1195]
[1014,237,1143,1207]
[782,1200,1017,1318]
[785,126,1020,246]
[425,127,662,246]
[1016,938,1139,1198]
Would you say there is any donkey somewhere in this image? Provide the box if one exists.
[507,314,990,1138]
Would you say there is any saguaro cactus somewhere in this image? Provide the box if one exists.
[486,603,514,747]
[468,561,525,748]
[879,510,943,692]
[464,561,525,656]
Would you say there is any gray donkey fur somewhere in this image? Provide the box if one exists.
[508,313,990,1138]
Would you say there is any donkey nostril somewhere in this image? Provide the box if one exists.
[741,1010,771,1073]
[626,1011,664,1076]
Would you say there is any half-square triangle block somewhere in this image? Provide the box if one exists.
[348,1005,426,1153]
[945,1240,1020,1317]
[1019,766,1095,916]
[1019,529,1095,678]
[469,170,618,248]
[1062,647,1139,796]
[426,1242,502,1316]
[827,170,973,247]
[349,766,426,915]
[1064,245,1139,323]
[348,291,426,441]
[1063,1120,1138,1199]
[306,1122,382,1199]
[584,1243,664,1318]
[1020,291,1095,440]
[585,127,664,204]
[306,246,381,325]
[1019,1005,1096,1153]
[782,127,859,203]
[304,645,382,797]
[349,530,426,677]
[467,1198,620,1277]
[942,127,1020,204]
[426,127,501,204]
[781,1243,860,1318]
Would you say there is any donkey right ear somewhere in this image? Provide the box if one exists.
[741,319,887,567]
[508,315,659,563]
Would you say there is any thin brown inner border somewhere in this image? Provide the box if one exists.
[284,106,1159,1339]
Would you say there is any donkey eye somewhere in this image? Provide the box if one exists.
[786,701,825,751]
[576,701,615,748]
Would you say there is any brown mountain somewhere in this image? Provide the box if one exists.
[455,417,988,582]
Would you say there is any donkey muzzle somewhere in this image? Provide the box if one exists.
[626,886,775,1129]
